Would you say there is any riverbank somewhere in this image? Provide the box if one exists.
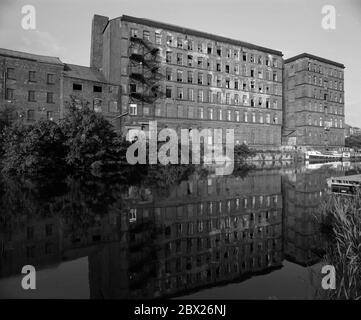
[319,193,361,299]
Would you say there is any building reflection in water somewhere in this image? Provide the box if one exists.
[0,162,359,299]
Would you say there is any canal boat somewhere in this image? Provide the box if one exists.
[327,174,361,195]
[305,150,342,162]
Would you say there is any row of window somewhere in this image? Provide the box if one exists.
[129,103,280,124]
[5,88,55,103]
[72,83,103,93]
[164,51,280,80]
[304,115,343,128]
[306,75,343,91]
[307,88,343,103]
[161,86,279,108]
[130,27,281,67]
[306,62,343,79]
[164,68,281,93]
[22,109,53,121]
[6,68,56,84]
[305,101,343,115]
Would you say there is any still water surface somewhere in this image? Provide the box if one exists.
[0,162,360,299]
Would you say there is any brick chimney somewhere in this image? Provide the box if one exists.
[90,14,109,69]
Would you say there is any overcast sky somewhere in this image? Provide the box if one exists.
[0,0,360,126]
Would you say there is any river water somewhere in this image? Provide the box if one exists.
[0,161,360,299]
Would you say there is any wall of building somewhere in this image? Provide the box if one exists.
[97,17,284,148]
[60,75,121,128]
[0,55,63,123]
[283,56,345,148]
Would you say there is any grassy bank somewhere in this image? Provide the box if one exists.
[320,193,361,299]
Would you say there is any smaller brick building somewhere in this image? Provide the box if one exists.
[61,63,121,129]
[0,48,122,129]
[0,48,63,123]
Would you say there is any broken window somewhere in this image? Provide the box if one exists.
[217,76,221,87]
[187,54,193,67]
[250,68,255,77]
[226,49,231,58]
[242,53,247,62]
[225,64,230,73]
[251,98,255,107]
[250,80,255,90]
[272,72,278,81]
[225,78,230,88]
[207,74,212,86]
[198,43,203,53]
[234,64,240,74]
[166,35,172,45]
[216,63,221,72]
[177,87,183,99]
[257,56,262,64]
[198,73,203,85]
[131,28,138,38]
[187,40,193,50]
[235,94,239,104]
[166,51,172,63]
[177,53,183,65]
[198,57,203,67]
[250,55,254,63]
[216,47,222,56]
[166,68,172,81]
[258,97,262,106]
[234,80,239,90]
[166,86,172,98]
[266,98,270,109]
[258,69,263,79]
[207,44,212,54]
[187,71,193,83]
[177,37,183,48]
[198,90,203,102]
[177,70,183,82]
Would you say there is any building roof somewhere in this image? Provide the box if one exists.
[63,63,109,83]
[284,53,345,69]
[0,48,63,65]
[117,15,283,57]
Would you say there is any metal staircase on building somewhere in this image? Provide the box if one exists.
[128,36,164,114]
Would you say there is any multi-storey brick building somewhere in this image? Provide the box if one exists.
[0,48,122,127]
[91,15,284,147]
[0,48,63,123]
[283,53,345,149]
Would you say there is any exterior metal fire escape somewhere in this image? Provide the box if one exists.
[128,36,163,117]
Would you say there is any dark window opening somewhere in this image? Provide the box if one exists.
[93,85,102,93]
[73,83,82,91]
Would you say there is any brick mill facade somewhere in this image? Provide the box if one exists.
[0,14,346,149]
[283,53,345,148]
[91,15,284,147]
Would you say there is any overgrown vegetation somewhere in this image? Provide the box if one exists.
[345,134,361,150]
[319,193,361,300]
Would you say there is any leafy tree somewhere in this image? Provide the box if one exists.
[1,120,66,174]
[60,98,121,172]
[345,135,361,150]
